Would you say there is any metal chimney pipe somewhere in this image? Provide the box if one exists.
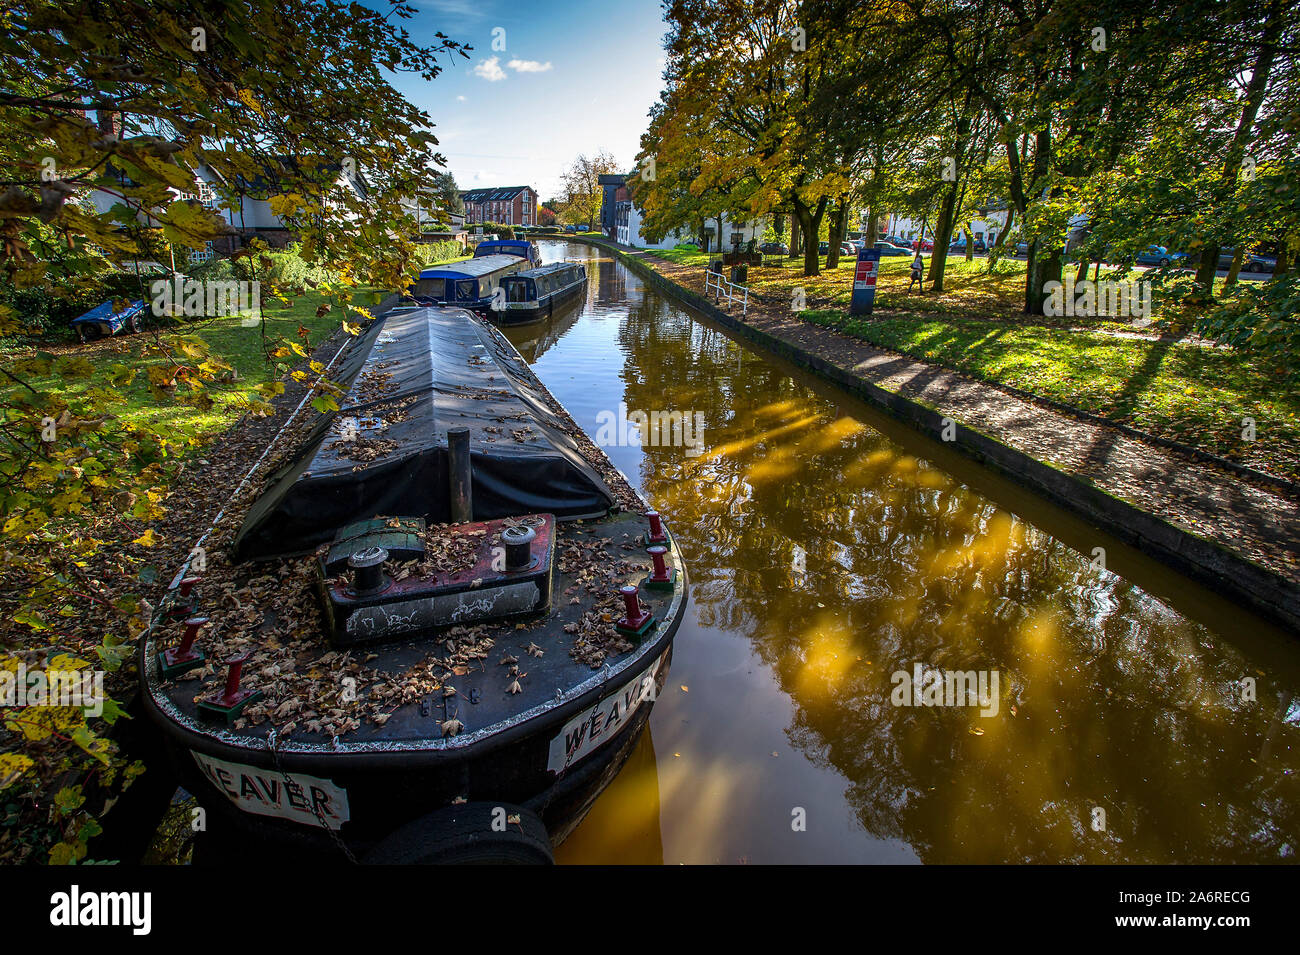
[448,427,472,523]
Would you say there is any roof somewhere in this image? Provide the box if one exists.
[417,254,525,279]
[196,156,370,200]
[231,306,613,560]
[512,262,582,279]
[474,239,534,256]
[461,186,534,203]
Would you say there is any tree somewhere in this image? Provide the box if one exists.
[558,150,620,229]
[0,0,468,863]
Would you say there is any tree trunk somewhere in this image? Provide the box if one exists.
[964,226,974,262]
[1224,246,1246,288]
[1194,3,1282,296]
[790,216,802,257]
[988,205,1014,271]
[928,182,959,291]
[826,200,846,269]
[792,195,829,277]
[1023,129,1057,314]
[1274,242,1290,277]
[1028,240,1063,315]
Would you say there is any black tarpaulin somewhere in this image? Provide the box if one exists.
[231,306,614,562]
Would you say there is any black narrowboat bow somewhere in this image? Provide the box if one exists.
[139,305,687,863]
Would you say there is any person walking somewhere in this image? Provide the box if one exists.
[909,252,925,292]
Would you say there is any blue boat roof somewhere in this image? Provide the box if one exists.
[474,239,533,257]
[417,255,526,279]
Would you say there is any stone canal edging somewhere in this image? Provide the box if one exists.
[569,234,1300,637]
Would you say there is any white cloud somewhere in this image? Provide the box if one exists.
[457,95,466,102]
[508,59,552,73]
[473,56,507,81]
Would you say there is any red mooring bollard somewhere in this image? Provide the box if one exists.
[197,651,263,723]
[615,583,655,639]
[645,510,669,547]
[158,616,207,679]
[644,545,676,590]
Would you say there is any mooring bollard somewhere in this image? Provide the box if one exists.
[615,583,655,639]
[644,545,676,590]
[158,616,207,679]
[348,545,389,595]
[449,426,472,523]
[197,651,263,722]
[645,510,669,547]
[501,523,537,572]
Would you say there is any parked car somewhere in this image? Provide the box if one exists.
[875,241,912,256]
[948,237,987,254]
[911,238,935,252]
[840,243,856,256]
[759,241,789,255]
[817,241,830,254]
[1212,247,1276,273]
[1134,245,1186,267]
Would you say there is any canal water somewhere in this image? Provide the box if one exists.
[511,240,1299,864]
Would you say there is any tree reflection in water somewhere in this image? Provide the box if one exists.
[534,241,1300,863]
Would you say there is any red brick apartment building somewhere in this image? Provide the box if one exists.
[461,186,537,227]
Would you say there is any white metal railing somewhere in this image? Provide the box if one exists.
[704,268,749,315]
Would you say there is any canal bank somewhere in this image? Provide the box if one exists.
[568,235,1300,638]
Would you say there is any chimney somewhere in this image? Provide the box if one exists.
[96,109,122,139]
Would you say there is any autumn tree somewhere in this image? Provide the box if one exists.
[0,0,467,862]
[558,150,621,229]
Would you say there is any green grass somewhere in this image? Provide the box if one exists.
[18,288,384,445]
[802,310,1300,481]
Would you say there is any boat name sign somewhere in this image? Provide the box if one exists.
[547,651,666,773]
[192,751,351,830]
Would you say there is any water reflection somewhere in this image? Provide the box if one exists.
[530,240,1300,864]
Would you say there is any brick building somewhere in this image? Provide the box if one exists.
[460,186,537,227]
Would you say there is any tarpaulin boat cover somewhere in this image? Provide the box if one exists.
[231,306,614,562]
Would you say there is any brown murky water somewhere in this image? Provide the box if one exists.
[511,241,1299,864]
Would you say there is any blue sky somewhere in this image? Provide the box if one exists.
[387,0,670,199]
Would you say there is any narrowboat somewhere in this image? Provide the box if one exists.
[409,254,530,312]
[139,304,689,864]
[71,298,147,342]
[489,262,588,326]
[473,237,541,267]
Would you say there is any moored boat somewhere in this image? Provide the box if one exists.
[489,262,588,326]
[473,237,541,267]
[139,304,688,863]
[409,254,529,312]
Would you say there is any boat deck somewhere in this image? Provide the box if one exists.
[146,508,683,753]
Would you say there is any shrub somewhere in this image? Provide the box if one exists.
[1197,274,1300,380]
[229,243,332,295]
[413,241,465,267]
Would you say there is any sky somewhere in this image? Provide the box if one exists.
[384,0,670,200]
